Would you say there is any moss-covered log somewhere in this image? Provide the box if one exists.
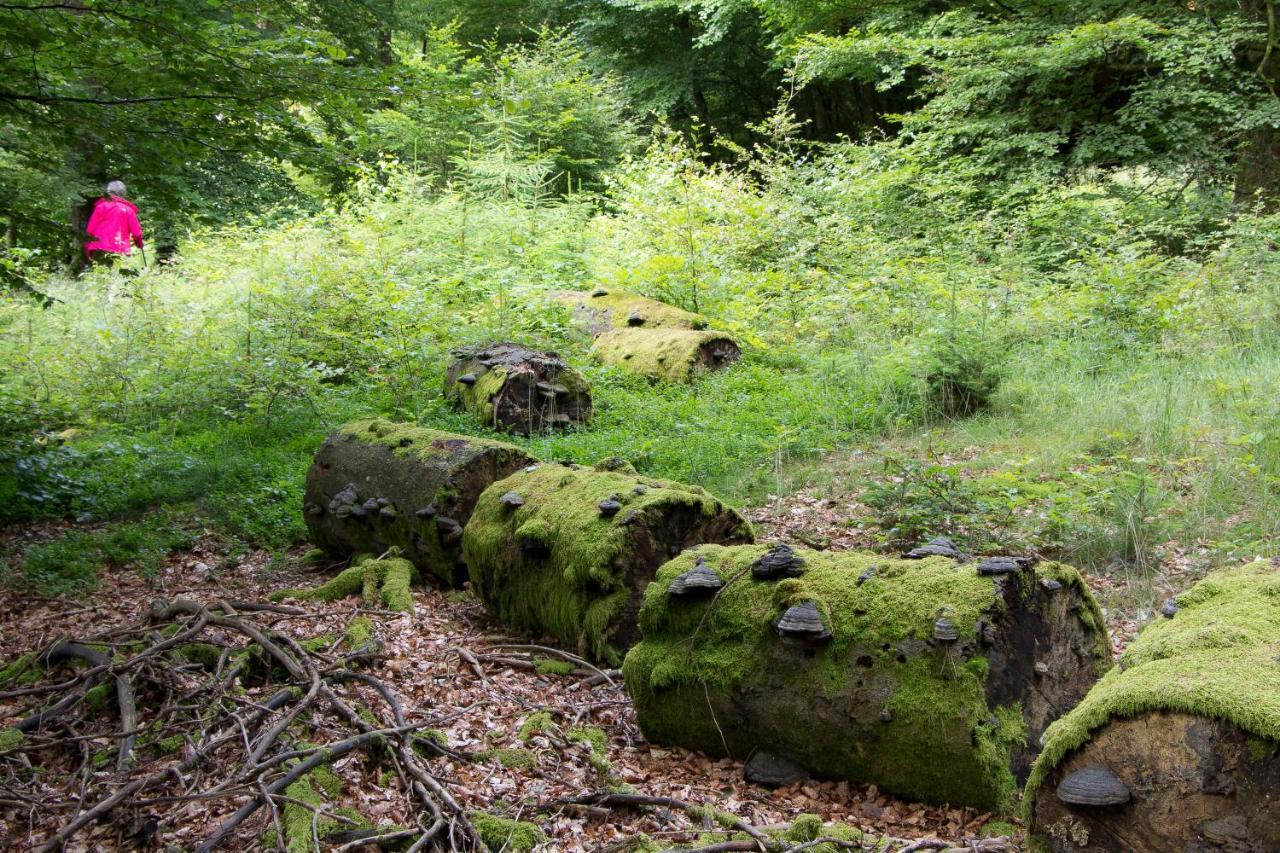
[443,343,591,435]
[622,545,1111,811]
[1026,564,1280,852]
[552,288,709,336]
[271,555,418,613]
[462,460,754,665]
[593,328,740,381]
[304,419,535,586]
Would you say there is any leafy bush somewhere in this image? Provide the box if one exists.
[921,336,1003,421]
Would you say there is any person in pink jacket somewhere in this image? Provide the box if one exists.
[84,180,144,262]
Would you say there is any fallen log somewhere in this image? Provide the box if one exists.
[552,288,709,336]
[462,459,754,665]
[593,327,741,381]
[443,343,592,435]
[621,544,1111,811]
[303,419,535,586]
[1026,563,1280,852]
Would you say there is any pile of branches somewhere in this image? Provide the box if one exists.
[0,598,478,851]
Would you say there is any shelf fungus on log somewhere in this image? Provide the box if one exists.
[444,343,592,435]
[462,459,754,665]
[1026,563,1280,852]
[622,545,1111,811]
[592,327,741,382]
[303,419,535,586]
[551,289,710,337]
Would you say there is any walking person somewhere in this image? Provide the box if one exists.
[83,180,144,266]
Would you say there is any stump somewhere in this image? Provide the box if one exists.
[1026,564,1280,852]
[462,459,755,665]
[443,343,592,435]
[303,419,535,586]
[622,545,1111,810]
[592,328,741,381]
[552,288,709,336]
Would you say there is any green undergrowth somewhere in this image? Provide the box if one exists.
[592,328,736,382]
[463,459,753,664]
[1025,561,1280,818]
[624,544,1103,811]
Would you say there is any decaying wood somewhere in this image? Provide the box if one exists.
[444,342,592,435]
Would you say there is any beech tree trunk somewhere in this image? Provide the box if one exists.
[303,418,534,586]
[462,459,754,665]
[1027,563,1280,852]
[444,343,592,435]
[623,545,1111,811]
[551,288,709,337]
[593,328,741,381]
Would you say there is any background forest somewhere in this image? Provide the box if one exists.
[5,0,1280,613]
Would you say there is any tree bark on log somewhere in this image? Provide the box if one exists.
[303,419,535,586]
[1027,563,1280,852]
[443,343,592,435]
[552,288,709,336]
[622,545,1111,811]
[593,328,741,381]
[462,459,754,665]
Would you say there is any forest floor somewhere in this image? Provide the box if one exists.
[0,457,1188,853]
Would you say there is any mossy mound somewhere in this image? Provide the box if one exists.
[303,418,535,586]
[468,811,546,852]
[592,327,741,381]
[444,342,592,435]
[1026,563,1280,851]
[272,555,417,613]
[553,288,709,336]
[622,545,1110,811]
[463,460,754,665]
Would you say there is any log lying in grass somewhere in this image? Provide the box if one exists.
[552,288,709,336]
[592,327,741,381]
[272,554,418,613]
[462,459,754,665]
[303,419,535,586]
[621,545,1111,811]
[443,343,592,435]
[1026,563,1280,852]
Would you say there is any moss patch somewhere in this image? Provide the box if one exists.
[0,652,41,687]
[622,545,1101,811]
[464,461,753,664]
[340,417,523,460]
[483,747,538,770]
[534,657,576,676]
[593,327,738,382]
[555,288,709,333]
[468,811,546,852]
[344,616,374,648]
[0,728,24,751]
[272,555,418,614]
[519,711,557,742]
[1025,562,1280,818]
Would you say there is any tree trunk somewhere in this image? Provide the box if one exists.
[1235,124,1280,209]
[303,418,535,586]
[552,288,709,337]
[443,343,592,435]
[462,459,754,665]
[593,328,740,381]
[623,546,1111,811]
[1027,563,1280,852]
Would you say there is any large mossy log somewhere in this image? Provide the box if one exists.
[593,327,741,381]
[462,459,754,665]
[622,545,1111,811]
[443,343,592,435]
[303,419,535,586]
[552,288,709,336]
[1026,564,1280,852]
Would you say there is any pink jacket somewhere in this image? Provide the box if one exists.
[85,195,143,254]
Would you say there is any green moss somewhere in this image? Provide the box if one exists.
[593,328,738,382]
[271,563,364,603]
[300,548,327,566]
[341,418,523,461]
[787,814,825,842]
[154,735,184,756]
[1035,561,1112,675]
[454,366,510,427]
[484,747,538,771]
[622,545,1104,811]
[176,642,223,669]
[567,726,607,753]
[283,775,332,853]
[377,558,415,612]
[519,711,557,742]
[533,657,576,676]
[557,289,709,332]
[344,616,374,648]
[0,728,24,751]
[83,682,112,712]
[1026,562,1280,823]
[982,820,1019,839]
[273,557,417,614]
[0,652,41,687]
[299,634,338,654]
[779,814,866,849]
[464,462,753,665]
[468,811,546,852]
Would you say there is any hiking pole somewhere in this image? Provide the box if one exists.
[140,244,148,268]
